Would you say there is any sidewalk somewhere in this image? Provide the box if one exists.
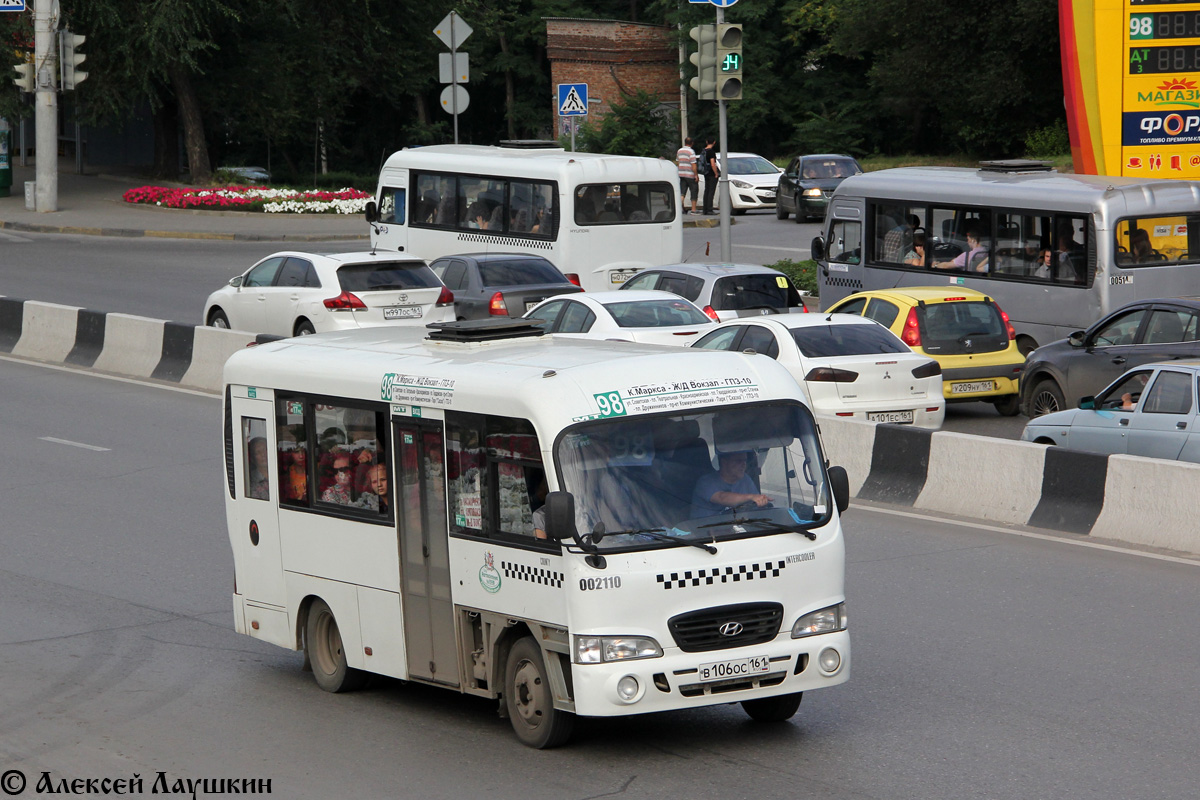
[0,162,368,241]
[0,161,721,240]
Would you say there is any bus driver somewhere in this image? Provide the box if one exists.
[690,451,770,518]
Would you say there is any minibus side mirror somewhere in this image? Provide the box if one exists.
[827,465,850,514]
[229,275,243,289]
[1080,396,1095,410]
[811,236,825,262]
[364,201,379,223]
[1067,330,1085,347]
[543,491,578,542]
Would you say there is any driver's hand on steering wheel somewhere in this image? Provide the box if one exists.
[748,494,770,508]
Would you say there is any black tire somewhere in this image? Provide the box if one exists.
[742,692,803,722]
[731,208,747,216]
[207,309,230,329]
[504,637,574,748]
[775,202,788,220]
[1028,378,1066,418]
[294,319,316,336]
[793,196,805,224]
[1017,336,1038,357]
[992,394,1021,416]
[305,599,367,693]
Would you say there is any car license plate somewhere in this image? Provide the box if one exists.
[698,654,771,683]
[383,306,422,320]
[951,380,995,394]
[763,191,776,199]
[867,410,914,423]
[610,271,633,284]
[525,300,539,312]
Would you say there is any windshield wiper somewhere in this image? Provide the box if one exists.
[699,516,817,540]
[595,526,717,554]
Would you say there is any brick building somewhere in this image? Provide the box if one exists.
[544,18,680,136]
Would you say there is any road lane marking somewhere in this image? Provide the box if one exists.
[39,436,111,452]
[851,505,1200,567]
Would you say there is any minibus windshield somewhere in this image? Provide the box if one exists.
[555,402,830,552]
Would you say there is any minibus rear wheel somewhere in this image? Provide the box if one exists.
[741,692,803,722]
[305,599,366,693]
[504,637,574,748]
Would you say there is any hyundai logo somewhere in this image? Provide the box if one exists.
[718,621,744,637]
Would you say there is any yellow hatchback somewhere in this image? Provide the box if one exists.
[824,287,1025,415]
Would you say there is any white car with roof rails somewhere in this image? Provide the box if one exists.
[620,263,812,320]
[204,250,454,337]
[692,313,946,428]
[222,317,851,748]
[523,290,715,346]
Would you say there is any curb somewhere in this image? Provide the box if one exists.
[0,219,368,241]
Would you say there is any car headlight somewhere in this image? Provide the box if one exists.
[791,603,846,638]
[574,635,663,663]
[731,179,752,189]
[802,188,824,197]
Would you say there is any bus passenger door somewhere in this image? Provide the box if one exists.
[394,420,460,687]
[229,394,286,608]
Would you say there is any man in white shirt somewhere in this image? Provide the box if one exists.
[676,137,698,216]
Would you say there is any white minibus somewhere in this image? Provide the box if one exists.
[222,319,851,747]
[364,143,683,293]
[813,160,1200,353]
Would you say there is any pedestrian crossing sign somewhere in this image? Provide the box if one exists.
[557,83,588,117]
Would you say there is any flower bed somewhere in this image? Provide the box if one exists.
[122,185,371,214]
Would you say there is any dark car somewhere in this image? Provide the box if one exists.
[428,253,582,320]
[1020,298,1200,417]
[775,154,863,223]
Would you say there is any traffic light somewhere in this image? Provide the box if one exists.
[688,25,718,101]
[59,30,88,91]
[12,62,34,93]
[716,23,743,101]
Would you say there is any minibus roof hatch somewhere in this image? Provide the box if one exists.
[425,318,547,342]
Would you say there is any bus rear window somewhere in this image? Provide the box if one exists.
[575,182,675,225]
[337,262,440,291]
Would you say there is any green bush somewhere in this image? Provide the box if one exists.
[767,258,819,297]
[1024,119,1070,159]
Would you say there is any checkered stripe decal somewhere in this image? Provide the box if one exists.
[823,275,863,290]
[501,561,564,588]
[457,233,554,251]
[656,560,787,590]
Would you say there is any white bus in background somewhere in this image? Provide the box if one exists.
[364,143,683,293]
[223,319,851,748]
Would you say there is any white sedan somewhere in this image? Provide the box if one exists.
[699,152,781,214]
[522,290,714,346]
[204,250,454,337]
[691,313,946,428]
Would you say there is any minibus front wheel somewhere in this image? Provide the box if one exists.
[742,691,803,722]
[504,637,574,748]
[305,598,367,693]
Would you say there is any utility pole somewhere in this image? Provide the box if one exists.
[33,0,57,212]
[716,6,730,261]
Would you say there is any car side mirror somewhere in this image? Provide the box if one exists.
[811,236,826,262]
[827,465,850,514]
[1067,330,1085,347]
[364,201,379,223]
[543,491,577,542]
[229,275,243,289]
[1080,396,1095,409]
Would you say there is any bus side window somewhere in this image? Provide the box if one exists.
[446,414,546,541]
[243,418,270,500]
[828,221,861,264]
[277,399,309,507]
[378,187,405,224]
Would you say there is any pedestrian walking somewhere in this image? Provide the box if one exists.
[676,137,699,215]
[700,138,720,215]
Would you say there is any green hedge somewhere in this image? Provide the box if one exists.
[766,258,819,297]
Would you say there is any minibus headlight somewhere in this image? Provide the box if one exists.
[791,603,846,638]
[574,636,663,664]
[802,188,824,197]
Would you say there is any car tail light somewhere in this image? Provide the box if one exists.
[996,304,1017,340]
[701,305,720,322]
[488,291,508,315]
[804,367,859,382]
[911,360,941,378]
[436,286,455,307]
[565,273,582,288]
[901,307,921,347]
[323,290,366,310]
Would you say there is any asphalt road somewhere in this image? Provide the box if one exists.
[2,357,1196,798]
